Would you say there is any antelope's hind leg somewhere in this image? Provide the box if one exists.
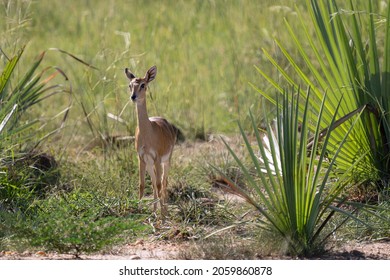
[160,162,171,218]
[144,162,158,213]
[154,162,164,215]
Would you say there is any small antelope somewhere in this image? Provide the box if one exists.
[125,65,177,218]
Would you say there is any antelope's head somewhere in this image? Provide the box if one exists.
[125,65,157,104]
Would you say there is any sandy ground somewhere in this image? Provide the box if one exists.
[1,238,390,260]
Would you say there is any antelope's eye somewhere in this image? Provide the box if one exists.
[140,84,145,89]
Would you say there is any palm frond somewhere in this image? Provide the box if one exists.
[256,0,390,188]
[222,87,363,256]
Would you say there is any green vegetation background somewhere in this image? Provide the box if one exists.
[2,0,387,258]
[1,0,305,141]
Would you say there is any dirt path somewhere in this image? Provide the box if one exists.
[1,238,390,260]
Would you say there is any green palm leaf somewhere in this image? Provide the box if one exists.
[256,0,390,187]
[0,48,74,146]
[222,88,364,256]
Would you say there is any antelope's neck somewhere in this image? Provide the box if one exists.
[135,101,152,135]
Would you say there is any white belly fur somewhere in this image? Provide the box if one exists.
[139,147,172,180]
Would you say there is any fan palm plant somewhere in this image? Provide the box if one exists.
[0,47,75,211]
[0,47,71,146]
[222,88,365,256]
[254,0,390,190]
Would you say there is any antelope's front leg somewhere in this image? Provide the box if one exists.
[138,158,146,199]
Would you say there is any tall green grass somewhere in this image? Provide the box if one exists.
[2,0,308,142]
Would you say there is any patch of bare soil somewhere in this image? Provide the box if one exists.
[0,240,189,260]
[320,239,390,260]
[1,238,390,260]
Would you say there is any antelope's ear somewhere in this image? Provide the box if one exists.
[145,65,157,83]
[125,68,135,80]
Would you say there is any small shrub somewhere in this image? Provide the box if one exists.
[179,227,262,260]
[168,182,234,228]
[10,191,149,257]
[0,152,59,212]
